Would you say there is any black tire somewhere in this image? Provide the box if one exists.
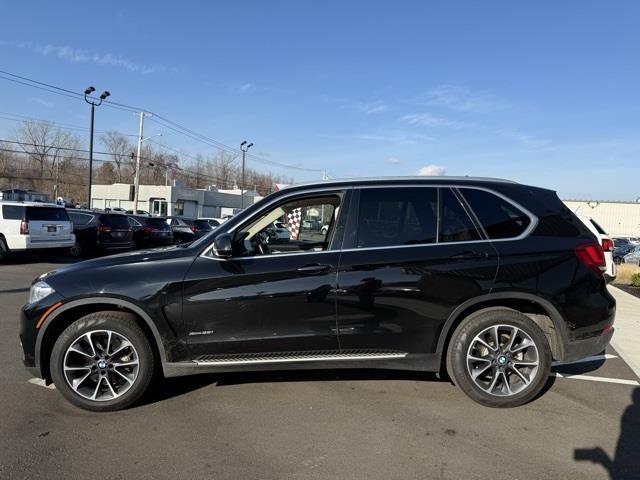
[446,308,552,408]
[50,311,154,412]
[68,241,83,258]
[0,237,9,262]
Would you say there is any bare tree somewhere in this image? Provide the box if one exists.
[13,120,82,197]
[100,131,132,183]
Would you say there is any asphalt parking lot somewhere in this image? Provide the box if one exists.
[1,258,639,480]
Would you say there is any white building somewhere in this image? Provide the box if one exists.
[563,199,640,238]
[90,183,263,218]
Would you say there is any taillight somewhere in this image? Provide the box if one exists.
[97,225,112,233]
[20,220,29,235]
[575,243,606,273]
[190,226,198,233]
[602,239,614,252]
[142,226,155,235]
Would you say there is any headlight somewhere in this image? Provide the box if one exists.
[29,281,55,304]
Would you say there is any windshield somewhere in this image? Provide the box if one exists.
[99,214,131,228]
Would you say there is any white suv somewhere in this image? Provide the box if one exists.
[0,202,75,260]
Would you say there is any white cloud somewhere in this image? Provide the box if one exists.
[423,84,508,113]
[317,132,434,145]
[356,101,389,114]
[417,164,446,176]
[400,112,467,129]
[5,41,170,74]
[385,157,401,165]
[236,82,254,92]
[27,97,54,108]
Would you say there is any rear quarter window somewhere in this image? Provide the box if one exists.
[68,212,94,226]
[461,189,531,239]
[2,205,25,220]
[26,207,70,222]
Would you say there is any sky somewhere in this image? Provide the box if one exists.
[1,1,639,200]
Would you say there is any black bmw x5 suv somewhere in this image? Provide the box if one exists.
[19,177,615,411]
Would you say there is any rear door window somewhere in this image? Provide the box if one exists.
[99,214,130,229]
[26,207,70,222]
[2,205,25,220]
[460,188,531,239]
[439,189,481,242]
[356,187,438,248]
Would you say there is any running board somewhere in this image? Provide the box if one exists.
[194,350,408,366]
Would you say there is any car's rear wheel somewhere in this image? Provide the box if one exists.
[68,241,84,258]
[0,237,9,261]
[446,308,552,408]
[50,311,154,411]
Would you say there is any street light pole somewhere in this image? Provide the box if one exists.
[240,140,253,209]
[84,87,110,208]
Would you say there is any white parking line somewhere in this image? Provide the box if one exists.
[550,372,639,386]
[552,353,617,366]
[27,378,56,389]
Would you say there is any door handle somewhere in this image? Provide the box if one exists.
[451,251,488,260]
[296,264,332,275]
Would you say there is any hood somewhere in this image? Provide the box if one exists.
[37,245,197,295]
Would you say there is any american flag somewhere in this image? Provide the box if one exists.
[285,207,302,240]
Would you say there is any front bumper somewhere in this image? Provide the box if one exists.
[19,293,65,375]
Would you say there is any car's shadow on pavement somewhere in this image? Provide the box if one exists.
[574,387,640,480]
[140,367,562,408]
[140,369,441,407]
[1,253,79,265]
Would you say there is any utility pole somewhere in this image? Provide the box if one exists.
[239,141,253,209]
[133,112,146,214]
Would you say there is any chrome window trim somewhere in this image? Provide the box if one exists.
[199,184,538,261]
[455,186,538,241]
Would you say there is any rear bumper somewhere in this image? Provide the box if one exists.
[562,329,614,363]
[98,241,134,251]
[8,235,75,251]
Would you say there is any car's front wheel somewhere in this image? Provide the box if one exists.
[50,311,154,411]
[446,308,552,408]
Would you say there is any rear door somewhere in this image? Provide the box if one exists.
[335,186,498,355]
[26,206,72,243]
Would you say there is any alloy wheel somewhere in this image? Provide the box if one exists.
[62,330,140,401]
[466,324,540,396]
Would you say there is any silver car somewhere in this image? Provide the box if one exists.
[623,246,640,265]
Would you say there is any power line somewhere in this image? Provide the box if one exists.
[0,69,326,174]
[0,111,137,137]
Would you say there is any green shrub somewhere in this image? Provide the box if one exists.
[632,273,640,288]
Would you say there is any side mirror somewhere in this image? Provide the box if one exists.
[212,233,233,258]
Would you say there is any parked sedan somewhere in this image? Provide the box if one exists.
[623,246,640,266]
[613,244,635,264]
[67,210,134,257]
[128,215,174,249]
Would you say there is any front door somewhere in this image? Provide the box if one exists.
[182,191,348,358]
[336,186,498,355]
